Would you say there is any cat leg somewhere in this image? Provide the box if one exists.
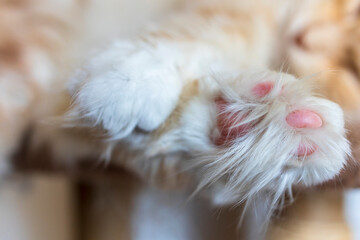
[67,0,276,139]
[68,43,350,197]
[70,60,350,202]
[175,70,350,205]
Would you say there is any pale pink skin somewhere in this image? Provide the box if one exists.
[251,81,274,98]
[215,82,322,157]
[286,110,322,156]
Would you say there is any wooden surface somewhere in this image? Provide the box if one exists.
[268,191,352,240]
[6,139,360,240]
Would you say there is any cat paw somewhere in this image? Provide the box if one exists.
[191,71,350,199]
[68,40,183,139]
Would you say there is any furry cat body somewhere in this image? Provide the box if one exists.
[67,0,350,204]
[0,0,358,229]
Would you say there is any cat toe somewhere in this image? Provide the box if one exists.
[251,81,274,98]
[286,109,322,129]
[285,109,323,156]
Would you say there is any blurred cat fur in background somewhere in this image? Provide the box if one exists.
[1,0,360,233]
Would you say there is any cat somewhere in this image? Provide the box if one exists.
[66,0,351,206]
[0,0,359,233]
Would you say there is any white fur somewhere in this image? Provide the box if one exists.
[146,70,350,229]
[69,0,275,138]
[67,0,350,227]
[185,71,349,201]
[68,40,184,137]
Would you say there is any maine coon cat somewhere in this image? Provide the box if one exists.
[0,0,359,231]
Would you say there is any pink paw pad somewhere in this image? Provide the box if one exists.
[286,109,323,129]
[251,81,274,98]
[286,109,323,156]
[214,98,323,157]
[296,143,318,157]
[214,98,251,146]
